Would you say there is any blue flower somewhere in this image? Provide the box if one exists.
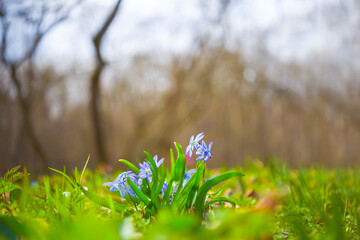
[186,133,204,158]
[184,169,196,181]
[138,162,152,181]
[30,181,39,188]
[154,155,164,167]
[196,141,213,162]
[171,184,179,202]
[205,175,217,182]
[160,181,178,203]
[138,155,164,182]
[103,171,138,197]
[161,181,168,196]
[183,169,196,187]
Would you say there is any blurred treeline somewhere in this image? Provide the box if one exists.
[1,0,360,173]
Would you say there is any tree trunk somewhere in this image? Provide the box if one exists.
[90,0,122,165]
[10,64,48,170]
[90,65,109,164]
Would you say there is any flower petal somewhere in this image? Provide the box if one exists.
[186,144,191,154]
[195,132,204,142]
[138,171,147,179]
[208,142,213,151]
[196,156,204,161]
[156,158,164,167]
[196,149,204,155]
[202,140,207,150]
[146,175,152,182]
[102,182,114,187]
[120,188,125,197]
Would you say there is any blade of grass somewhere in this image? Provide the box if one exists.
[49,167,76,188]
[173,142,186,182]
[194,171,244,215]
[118,159,140,175]
[162,178,174,205]
[127,178,151,206]
[74,167,79,184]
[151,165,166,208]
[144,151,158,191]
[19,165,29,211]
[80,154,90,185]
[61,165,66,192]
[170,148,175,179]
[203,197,236,210]
[79,187,129,213]
[186,162,204,209]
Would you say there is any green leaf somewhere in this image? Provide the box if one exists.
[2,165,22,182]
[174,164,204,212]
[170,143,188,206]
[173,177,196,211]
[173,165,202,207]
[208,186,225,198]
[170,148,175,179]
[162,178,174,205]
[123,194,140,204]
[61,166,66,192]
[151,165,166,208]
[19,166,30,211]
[144,151,158,190]
[172,178,184,204]
[9,188,22,203]
[127,177,151,206]
[118,159,140,175]
[173,142,186,182]
[74,167,79,184]
[203,197,236,210]
[48,167,77,188]
[186,163,204,208]
[0,182,21,195]
[80,187,129,214]
[80,154,90,184]
[194,171,244,214]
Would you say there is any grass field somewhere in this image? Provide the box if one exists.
[1,145,360,239]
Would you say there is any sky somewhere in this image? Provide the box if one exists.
[36,0,204,64]
[34,0,349,65]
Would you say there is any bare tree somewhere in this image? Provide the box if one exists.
[90,0,122,165]
[0,0,81,170]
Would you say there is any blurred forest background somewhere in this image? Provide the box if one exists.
[1,0,360,174]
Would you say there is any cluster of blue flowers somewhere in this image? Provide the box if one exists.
[158,168,196,202]
[186,132,213,162]
[138,155,164,183]
[103,133,213,198]
[103,155,165,197]
[102,171,139,197]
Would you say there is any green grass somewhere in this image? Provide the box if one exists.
[1,159,359,239]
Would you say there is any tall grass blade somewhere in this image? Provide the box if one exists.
[194,171,244,214]
[118,159,140,175]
